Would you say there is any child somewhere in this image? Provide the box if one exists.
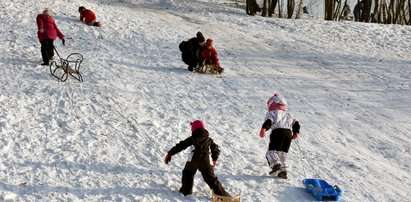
[79,6,101,27]
[200,39,224,74]
[164,120,230,197]
[36,9,65,65]
[259,93,300,179]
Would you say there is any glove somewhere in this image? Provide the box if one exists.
[259,128,266,138]
[292,132,299,139]
[62,38,65,46]
[212,160,217,168]
[164,153,172,164]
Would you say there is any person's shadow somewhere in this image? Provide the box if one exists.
[278,186,314,202]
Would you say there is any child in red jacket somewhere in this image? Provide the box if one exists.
[79,6,101,27]
[200,39,224,73]
[36,9,65,65]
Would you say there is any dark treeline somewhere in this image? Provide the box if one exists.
[246,0,304,19]
[246,0,411,25]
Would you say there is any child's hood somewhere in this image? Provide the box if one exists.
[191,128,209,145]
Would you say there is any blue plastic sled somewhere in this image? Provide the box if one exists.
[303,178,342,201]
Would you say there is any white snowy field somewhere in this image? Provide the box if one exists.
[1,0,411,201]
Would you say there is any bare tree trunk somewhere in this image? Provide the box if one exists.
[295,0,304,19]
[394,0,404,23]
[389,0,394,23]
[246,0,251,15]
[246,0,260,15]
[270,0,277,16]
[383,1,388,23]
[287,0,295,18]
[408,0,411,24]
[333,0,341,20]
[278,0,283,18]
[325,0,335,20]
[262,0,269,16]
[372,0,380,22]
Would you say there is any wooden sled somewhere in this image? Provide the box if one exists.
[194,63,224,74]
[50,48,84,82]
[212,193,240,202]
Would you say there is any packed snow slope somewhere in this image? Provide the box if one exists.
[1,0,411,201]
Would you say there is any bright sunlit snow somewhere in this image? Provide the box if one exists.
[0,0,410,201]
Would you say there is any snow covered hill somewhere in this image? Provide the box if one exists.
[1,0,411,201]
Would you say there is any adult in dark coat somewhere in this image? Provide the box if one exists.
[164,120,230,197]
[36,9,65,65]
[179,32,206,71]
[353,1,364,22]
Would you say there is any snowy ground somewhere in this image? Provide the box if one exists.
[1,0,411,201]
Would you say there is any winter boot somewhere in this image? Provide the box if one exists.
[217,67,224,74]
[188,65,194,72]
[179,188,192,196]
[277,170,287,179]
[269,164,281,176]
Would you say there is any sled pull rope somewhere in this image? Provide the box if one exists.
[53,46,63,60]
[295,139,321,178]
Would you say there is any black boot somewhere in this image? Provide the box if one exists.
[218,67,224,74]
[188,65,194,72]
[269,164,281,176]
[277,170,287,179]
[179,188,192,196]
[41,62,49,66]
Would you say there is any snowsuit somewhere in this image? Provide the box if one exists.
[167,128,229,196]
[36,14,64,65]
[80,9,98,26]
[262,110,300,173]
[179,34,205,71]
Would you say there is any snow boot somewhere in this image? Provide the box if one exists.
[269,164,281,176]
[188,65,194,72]
[179,188,192,196]
[217,67,224,74]
[277,171,287,179]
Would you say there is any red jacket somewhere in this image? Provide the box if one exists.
[36,14,64,41]
[201,47,220,67]
[80,9,96,24]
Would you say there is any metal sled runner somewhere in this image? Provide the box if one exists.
[49,48,84,82]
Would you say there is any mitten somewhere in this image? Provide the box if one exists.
[212,160,217,168]
[164,153,172,164]
[292,132,299,139]
[259,128,266,138]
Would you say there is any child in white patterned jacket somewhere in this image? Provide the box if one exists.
[259,93,300,179]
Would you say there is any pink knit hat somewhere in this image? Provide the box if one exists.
[191,120,205,132]
[267,93,288,111]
